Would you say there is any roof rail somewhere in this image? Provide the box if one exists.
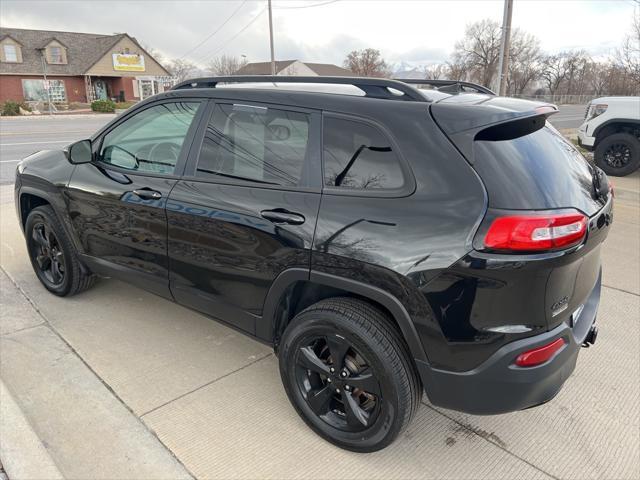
[394,79,495,95]
[171,75,428,102]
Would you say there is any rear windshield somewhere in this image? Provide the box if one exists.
[473,125,602,215]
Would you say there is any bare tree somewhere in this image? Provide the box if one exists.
[506,31,542,95]
[445,60,467,81]
[206,54,248,76]
[451,19,502,87]
[541,53,571,95]
[616,8,640,84]
[343,49,392,77]
[165,59,197,82]
[423,64,447,80]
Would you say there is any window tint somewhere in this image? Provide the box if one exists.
[323,117,403,190]
[473,125,600,214]
[196,103,310,186]
[99,102,200,175]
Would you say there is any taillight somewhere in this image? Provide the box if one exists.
[484,212,587,252]
[515,338,566,367]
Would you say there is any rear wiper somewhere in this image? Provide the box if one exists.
[334,145,392,187]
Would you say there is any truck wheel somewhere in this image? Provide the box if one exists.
[595,132,640,177]
[279,297,421,452]
[25,205,96,297]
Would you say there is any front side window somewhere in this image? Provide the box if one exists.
[196,103,310,186]
[3,44,18,62]
[323,117,404,190]
[48,46,64,64]
[99,102,200,175]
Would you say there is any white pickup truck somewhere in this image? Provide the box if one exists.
[578,96,640,176]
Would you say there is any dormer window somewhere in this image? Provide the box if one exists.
[2,43,20,63]
[48,45,64,64]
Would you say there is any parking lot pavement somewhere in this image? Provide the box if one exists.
[0,115,115,185]
[1,176,639,476]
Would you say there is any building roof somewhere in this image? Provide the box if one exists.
[304,62,353,76]
[234,59,353,77]
[0,28,167,76]
[235,60,297,75]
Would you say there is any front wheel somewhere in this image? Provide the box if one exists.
[595,132,640,177]
[279,297,421,452]
[25,205,95,296]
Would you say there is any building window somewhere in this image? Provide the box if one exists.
[22,79,67,103]
[48,46,65,64]
[3,44,18,62]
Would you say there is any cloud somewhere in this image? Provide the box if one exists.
[0,0,634,69]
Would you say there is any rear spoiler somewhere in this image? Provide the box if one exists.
[431,98,558,163]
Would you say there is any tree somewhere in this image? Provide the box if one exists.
[343,49,391,77]
[165,59,196,82]
[451,19,502,87]
[423,64,447,80]
[206,54,248,76]
[616,8,640,84]
[541,53,571,95]
[506,31,542,95]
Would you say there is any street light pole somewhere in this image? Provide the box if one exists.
[496,0,513,96]
[268,0,276,75]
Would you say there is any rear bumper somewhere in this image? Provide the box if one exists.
[417,271,601,415]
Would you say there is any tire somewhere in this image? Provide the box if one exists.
[25,205,96,297]
[279,297,422,452]
[595,132,640,177]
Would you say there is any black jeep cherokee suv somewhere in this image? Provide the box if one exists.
[15,76,611,452]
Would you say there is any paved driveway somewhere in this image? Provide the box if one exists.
[0,117,638,479]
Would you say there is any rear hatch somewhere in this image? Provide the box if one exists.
[431,94,612,331]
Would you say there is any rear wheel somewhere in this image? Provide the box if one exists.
[25,205,95,296]
[279,297,421,452]
[595,132,640,177]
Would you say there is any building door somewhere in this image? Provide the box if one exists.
[94,80,108,100]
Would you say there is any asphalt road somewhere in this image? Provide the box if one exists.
[0,115,114,185]
[548,104,587,129]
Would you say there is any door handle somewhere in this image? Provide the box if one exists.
[132,189,162,200]
[260,209,305,225]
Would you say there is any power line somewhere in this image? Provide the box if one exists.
[180,0,248,60]
[274,0,340,9]
[195,6,267,64]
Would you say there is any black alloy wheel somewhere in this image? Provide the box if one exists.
[295,334,382,432]
[25,205,96,296]
[603,142,631,169]
[279,297,421,452]
[595,132,640,177]
[29,221,65,287]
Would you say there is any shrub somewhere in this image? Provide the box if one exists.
[91,99,116,113]
[2,100,21,116]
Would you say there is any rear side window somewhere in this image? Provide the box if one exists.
[323,117,404,190]
[473,125,600,214]
[196,103,310,186]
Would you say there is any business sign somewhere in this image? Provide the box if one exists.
[112,53,145,72]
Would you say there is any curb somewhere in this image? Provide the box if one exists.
[0,380,64,480]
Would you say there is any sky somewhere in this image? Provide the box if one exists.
[0,0,636,68]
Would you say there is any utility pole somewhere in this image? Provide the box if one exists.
[496,0,513,96]
[268,0,276,75]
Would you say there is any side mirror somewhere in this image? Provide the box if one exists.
[67,139,93,164]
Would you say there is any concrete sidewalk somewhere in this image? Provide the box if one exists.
[0,172,639,479]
